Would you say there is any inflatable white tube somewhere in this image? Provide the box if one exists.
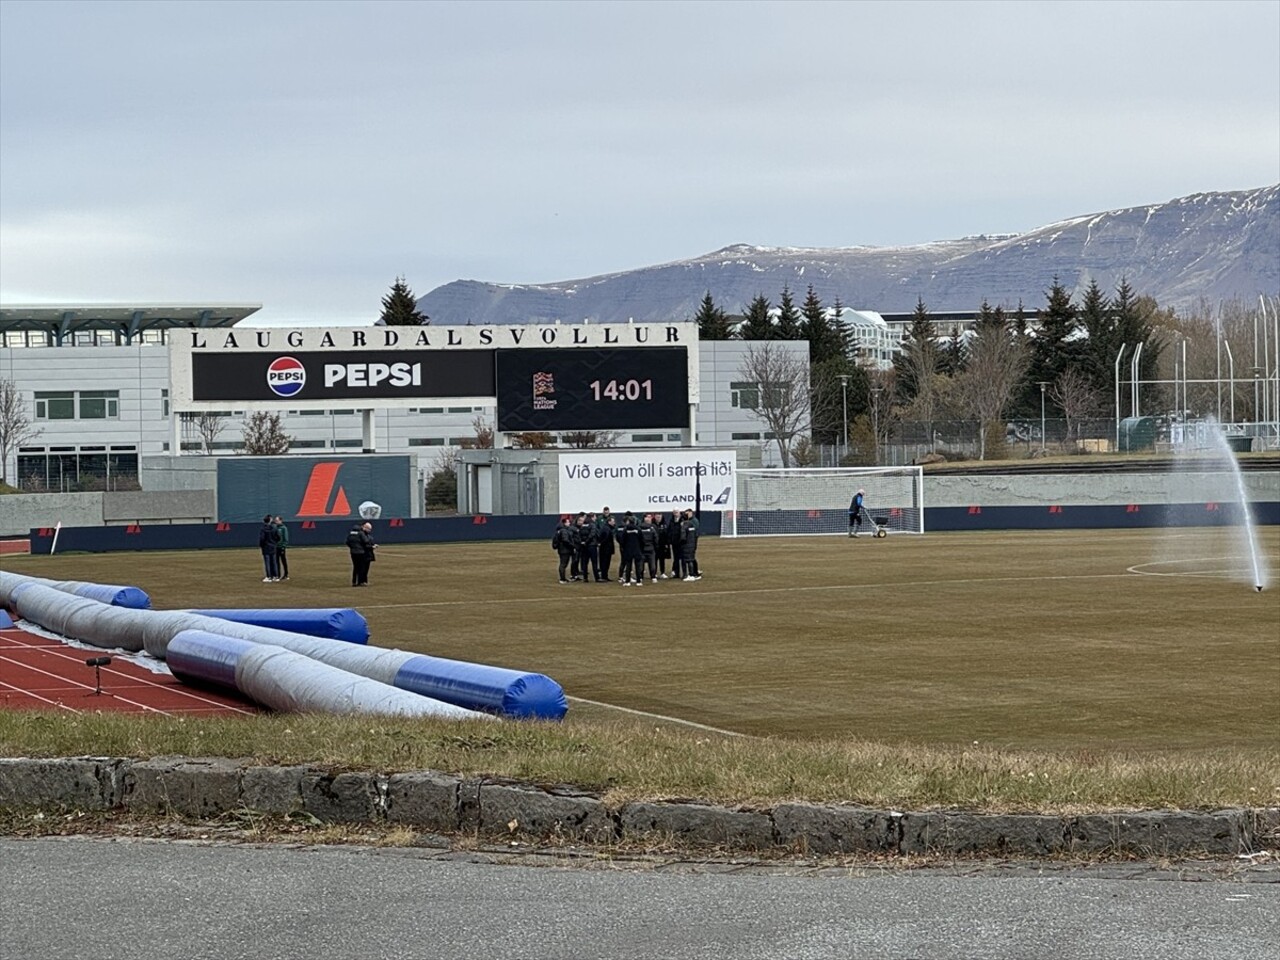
[168,630,487,719]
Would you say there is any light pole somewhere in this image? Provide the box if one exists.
[870,385,883,465]
[1038,381,1048,455]
[838,374,849,466]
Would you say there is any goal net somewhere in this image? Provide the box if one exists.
[724,466,924,537]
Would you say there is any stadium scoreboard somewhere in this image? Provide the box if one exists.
[170,321,698,433]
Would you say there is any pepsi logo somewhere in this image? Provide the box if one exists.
[266,356,306,397]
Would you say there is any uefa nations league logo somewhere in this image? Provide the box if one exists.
[267,356,306,397]
[532,371,557,411]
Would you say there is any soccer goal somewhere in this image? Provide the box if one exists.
[724,466,924,537]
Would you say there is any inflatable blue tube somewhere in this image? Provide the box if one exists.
[392,654,569,720]
[0,572,150,609]
[187,608,370,644]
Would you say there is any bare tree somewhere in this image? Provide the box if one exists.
[560,430,620,448]
[459,415,494,450]
[183,412,228,455]
[957,319,1028,460]
[1049,367,1102,443]
[0,379,42,485]
[510,431,555,449]
[735,342,811,467]
[241,411,293,455]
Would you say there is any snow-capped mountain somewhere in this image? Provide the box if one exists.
[418,185,1279,323]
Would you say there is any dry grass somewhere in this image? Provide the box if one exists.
[2,525,1278,811]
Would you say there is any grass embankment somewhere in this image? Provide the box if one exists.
[2,711,1275,814]
[2,526,1278,812]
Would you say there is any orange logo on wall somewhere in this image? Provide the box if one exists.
[297,462,352,517]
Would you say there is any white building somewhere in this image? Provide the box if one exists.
[835,308,901,370]
[0,305,810,489]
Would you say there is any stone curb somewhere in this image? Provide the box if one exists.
[2,756,1277,859]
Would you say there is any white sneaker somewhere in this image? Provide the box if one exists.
[262,577,272,582]
[659,573,668,580]
[683,575,696,582]
[692,575,702,581]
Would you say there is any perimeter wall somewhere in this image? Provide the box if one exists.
[8,468,1278,552]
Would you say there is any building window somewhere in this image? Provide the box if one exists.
[334,439,362,448]
[34,390,119,420]
[78,390,119,419]
[413,407,444,414]
[730,381,759,410]
[161,389,170,417]
[291,439,326,449]
[631,433,663,443]
[408,438,445,447]
[731,432,761,441]
[447,406,472,413]
[666,433,682,442]
[34,392,75,420]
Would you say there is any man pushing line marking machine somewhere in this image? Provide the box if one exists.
[848,488,889,539]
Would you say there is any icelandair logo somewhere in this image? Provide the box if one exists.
[296,462,352,517]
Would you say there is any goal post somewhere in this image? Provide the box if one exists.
[724,466,924,537]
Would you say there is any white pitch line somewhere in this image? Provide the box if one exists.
[566,695,749,738]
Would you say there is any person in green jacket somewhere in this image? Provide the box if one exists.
[274,515,291,580]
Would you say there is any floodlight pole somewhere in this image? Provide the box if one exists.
[838,374,849,466]
[1038,382,1048,454]
[1114,343,1127,452]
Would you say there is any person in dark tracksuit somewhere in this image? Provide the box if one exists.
[274,515,290,580]
[679,509,701,581]
[666,508,685,581]
[656,512,672,579]
[596,515,617,583]
[568,512,586,579]
[259,515,281,582]
[346,521,375,586]
[576,513,599,582]
[618,514,643,586]
[639,513,659,583]
[552,516,577,583]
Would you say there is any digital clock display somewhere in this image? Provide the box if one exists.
[496,347,689,431]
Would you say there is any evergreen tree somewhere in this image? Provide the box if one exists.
[775,285,803,339]
[893,296,938,403]
[800,285,845,365]
[379,276,429,326]
[1076,279,1115,397]
[1113,278,1165,414]
[810,356,869,447]
[942,324,966,375]
[692,292,734,340]
[829,296,854,358]
[1023,277,1078,415]
[736,294,774,340]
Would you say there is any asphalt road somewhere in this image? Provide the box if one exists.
[2,838,1277,960]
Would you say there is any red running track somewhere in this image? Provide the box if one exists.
[0,625,258,716]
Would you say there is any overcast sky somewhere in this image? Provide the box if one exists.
[2,0,1277,325]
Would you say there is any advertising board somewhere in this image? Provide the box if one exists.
[216,456,411,523]
[557,449,737,515]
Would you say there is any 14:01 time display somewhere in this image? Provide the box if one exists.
[589,379,653,401]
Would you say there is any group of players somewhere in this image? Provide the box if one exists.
[552,506,702,586]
